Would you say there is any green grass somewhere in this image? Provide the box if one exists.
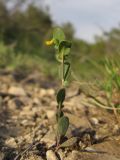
[0,42,58,77]
[0,42,120,90]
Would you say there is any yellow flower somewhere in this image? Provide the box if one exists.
[45,39,54,46]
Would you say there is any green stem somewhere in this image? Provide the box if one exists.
[62,52,64,87]
[64,62,70,81]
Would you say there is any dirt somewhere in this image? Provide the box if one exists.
[0,70,120,160]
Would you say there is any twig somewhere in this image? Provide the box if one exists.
[14,126,48,160]
[14,142,36,160]
[82,100,120,111]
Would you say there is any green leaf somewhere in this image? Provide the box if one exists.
[56,88,66,105]
[59,41,72,56]
[53,28,65,43]
[58,116,69,137]
[56,53,62,62]
[59,137,77,148]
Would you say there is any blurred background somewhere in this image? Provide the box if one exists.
[0,0,120,82]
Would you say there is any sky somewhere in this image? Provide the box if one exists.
[43,0,120,42]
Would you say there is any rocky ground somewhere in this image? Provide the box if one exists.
[0,70,120,160]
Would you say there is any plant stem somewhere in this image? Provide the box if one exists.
[62,52,64,87]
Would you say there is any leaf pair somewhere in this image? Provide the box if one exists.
[53,28,72,62]
[56,89,69,139]
[58,137,77,148]
[56,88,65,121]
[56,88,66,106]
[56,41,72,62]
[57,116,69,137]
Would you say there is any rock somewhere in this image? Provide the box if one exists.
[21,154,43,160]
[24,133,33,143]
[39,88,55,98]
[41,130,56,148]
[7,99,17,110]
[15,136,24,145]
[113,124,120,134]
[39,89,47,97]
[90,117,99,125]
[65,150,80,160]
[5,137,17,148]
[20,119,35,127]
[0,96,3,107]
[72,150,81,160]
[46,89,55,96]
[0,152,4,160]
[7,98,24,110]
[57,149,65,160]
[19,106,35,117]
[46,150,58,160]
[46,110,55,119]
[66,113,91,128]
[8,86,26,96]
[33,97,40,105]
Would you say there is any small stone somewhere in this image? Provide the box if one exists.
[7,99,17,110]
[71,150,80,160]
[46,110,55,119]
[46,150,58,160]
[15,136,24,144]
[66,113,91,128]
[57,149,65,160]
[8,86,26,96]
[24,133,32,143]
[85,146,96,151]
[33,97,40,105]
[20,119,28,126]
[0,152,4,160]
[22,154,43,160]
[64,151,80,160]
[20,119,35,127]
[39,89,47,97]
[8,98,24,110]
[41,130,56,148]
[90,117,99,125]
[46,89,55,96]
[0,97,3,107]
[113,125,120,135]
[5,137,17,148]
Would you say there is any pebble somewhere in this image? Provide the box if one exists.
[7,99,17,110]
[5,137,17,148]
[39,89,47,97]
[8,98,24,110]
[33,97,40,105]
[46,150,58,160]
[39,88,55,98]
[46,89,55,96]
[64,150,80,160]
[24,133,33,143]
[22,154,43,160]
[46,110,55,119]
[90,117,99,125]
[8,86,26,96]
[72,150,81,160]
[41,130,56,148]
[57,149,65,159]
[0,152,4,160]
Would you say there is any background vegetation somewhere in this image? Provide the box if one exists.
[0,0,120,83]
